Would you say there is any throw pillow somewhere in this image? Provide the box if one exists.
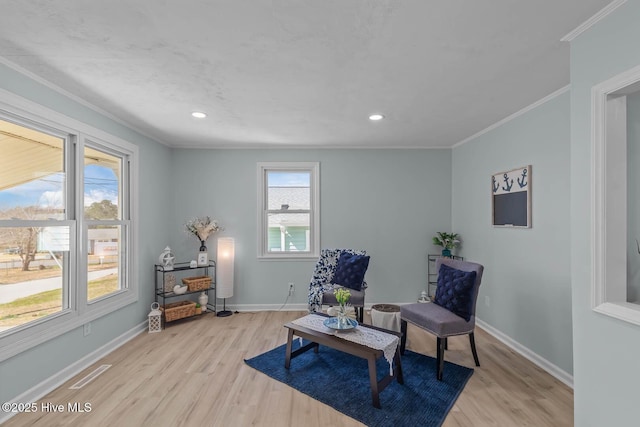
[434,264,477,321]
[333,252,370,291]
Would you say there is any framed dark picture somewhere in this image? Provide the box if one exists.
[492,165,531,228]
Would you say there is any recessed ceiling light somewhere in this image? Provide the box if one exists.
[369,114,384,121]
[191,111,207,119]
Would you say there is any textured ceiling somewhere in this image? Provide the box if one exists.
[0,0,613,148]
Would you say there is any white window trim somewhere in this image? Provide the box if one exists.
[257,162,319,260]
[0,88,139,362]
[591,63,640,326]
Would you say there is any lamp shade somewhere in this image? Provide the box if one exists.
[217,237,235,299]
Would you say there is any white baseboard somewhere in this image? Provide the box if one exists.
[222,302,396,313]
[476,318,574,389]
[225,303,308,312]
[0,321,147,424]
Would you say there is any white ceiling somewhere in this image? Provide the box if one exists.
[0,1,613,149]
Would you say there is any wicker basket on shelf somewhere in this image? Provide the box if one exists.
[162,301,196,322]
[182,276,211,292]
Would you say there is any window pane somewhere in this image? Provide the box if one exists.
[84,146,121,220]
[0,119,66,219]
[267,171,310,210]
[87,224,123,301]
[258,162,319,259]
[267,213,310,252]
[0,226,68,333]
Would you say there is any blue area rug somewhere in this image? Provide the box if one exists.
[244,342,473,427]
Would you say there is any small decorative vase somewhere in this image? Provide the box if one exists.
[198,291,209,312]
[442,248,451,257]
[199,240,207,252]
[337,304,349,328]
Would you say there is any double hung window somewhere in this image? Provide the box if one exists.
[257,162,319,259]
[0,94,137,361]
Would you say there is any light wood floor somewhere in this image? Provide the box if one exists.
[5,311,573,426]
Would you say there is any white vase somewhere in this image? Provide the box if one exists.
[198,292,209,312]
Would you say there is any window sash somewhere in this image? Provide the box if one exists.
[0,222,75,334]
[257,162,319,259]
[81,139,130,303]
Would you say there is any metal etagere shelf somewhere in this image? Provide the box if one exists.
[154,261,216,327]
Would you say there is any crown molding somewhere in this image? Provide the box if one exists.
[0,55,171,147]
[452,85,570,149]
[561,0,627,42]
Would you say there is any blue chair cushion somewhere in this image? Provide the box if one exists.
[434,263,477,321]
[332,252,370,291]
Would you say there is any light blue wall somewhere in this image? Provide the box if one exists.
[452,91,573,374]
[0,63,172,402]
[0,64,453,402]
[168,148,453,307]
[571,1,640,425]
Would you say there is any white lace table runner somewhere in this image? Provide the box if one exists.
[291,314,399,375]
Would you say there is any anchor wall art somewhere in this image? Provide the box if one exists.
[491,165,532,228]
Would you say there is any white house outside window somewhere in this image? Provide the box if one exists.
[257,162,319,259]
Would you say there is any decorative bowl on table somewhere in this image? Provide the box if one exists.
[323,316,358,331]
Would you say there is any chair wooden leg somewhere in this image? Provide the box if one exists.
[400,320,407,355]
[358,306,364,323]
[444,337,448,350]
[469,332,480,366]
[436,337,445,381]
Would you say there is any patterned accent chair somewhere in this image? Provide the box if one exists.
[400,258,484,380]
[307,248,368,322]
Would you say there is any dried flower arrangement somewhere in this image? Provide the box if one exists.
[185,216,223,243]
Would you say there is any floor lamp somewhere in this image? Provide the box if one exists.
[217,237,234,317]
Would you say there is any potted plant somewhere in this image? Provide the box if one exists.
[432,232,460,257]
[195,303,202,315]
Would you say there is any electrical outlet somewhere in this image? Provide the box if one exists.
[485,296,490,307]
[288,282,295,296]
[83,322,92,336]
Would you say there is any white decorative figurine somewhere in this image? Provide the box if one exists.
[173,283,189,295]
[198,292,209,312]
[159,246,175,271]
[418,290,430,303]
[173,283,188,295]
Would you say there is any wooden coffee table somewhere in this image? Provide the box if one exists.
[284,313,403,409]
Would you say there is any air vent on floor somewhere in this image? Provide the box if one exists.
[69,364,111,389]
